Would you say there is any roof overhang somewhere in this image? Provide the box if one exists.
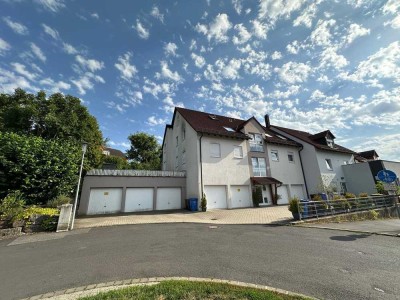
[251,177,282,185]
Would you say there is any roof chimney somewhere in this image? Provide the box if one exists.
[264,114,270,128]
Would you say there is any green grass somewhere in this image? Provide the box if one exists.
[79,280,309,300]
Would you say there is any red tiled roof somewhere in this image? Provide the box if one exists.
[271,125,355,154]
[175,107,299,147]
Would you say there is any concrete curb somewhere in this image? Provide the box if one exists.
[295,224,400,237]
[20,277,317,300]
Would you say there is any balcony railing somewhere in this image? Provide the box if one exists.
[249,142,264,152]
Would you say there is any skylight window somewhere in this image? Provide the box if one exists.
[223,127,235,132]
[208,115,217,120]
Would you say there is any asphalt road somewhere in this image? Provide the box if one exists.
[0,224,399,300]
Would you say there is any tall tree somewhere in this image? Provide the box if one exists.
[127,132,161,170]
[0,88,103,169]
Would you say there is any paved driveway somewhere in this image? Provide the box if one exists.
[75,206,292,229]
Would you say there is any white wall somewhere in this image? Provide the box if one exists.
[342,163,376,195]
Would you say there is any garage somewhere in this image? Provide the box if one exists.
[291,185,305,200]
[87,188,122,215]
[230,185,252,208]
[204,185,227,209]
[277,185,289,205]
[125,188,154,212]
[156,187,181,210]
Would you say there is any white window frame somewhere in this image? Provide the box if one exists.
[210,143,221,158]
[249,133,264,152]
[270,150,279,162]
[325,158,333,170]
[287,151,294,163]
[326,138,334,148]
[233,146,243,158]
[252,157,267,177]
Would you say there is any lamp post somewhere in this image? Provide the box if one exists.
[70,142,88,230]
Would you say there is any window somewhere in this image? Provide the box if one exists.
[102,150,110,156]
[176,136,178,147]
[288,152,294,163]
[252,157,267,177]
[325,158,333,170]
[326,138,334,148]
[182,150,186,165]
[223,126,235,132]
[182,126,186,141]
[249,133,264,152]
[270,150,279,161]
[343,160,348,165]
[233,146,243,158]
[210,143,221,158]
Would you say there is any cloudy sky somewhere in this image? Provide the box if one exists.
[1,0,399,160]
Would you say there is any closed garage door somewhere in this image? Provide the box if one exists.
[87,188,122,215]
[125,188,153,212]
[230,185,252,208]
[204,185,227,209]
[156,188,181,210]
[277,185,289,205]
[291,185,305,200]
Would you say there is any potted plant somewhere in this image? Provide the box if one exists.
[288,197,302,220]
[200,193,207,212]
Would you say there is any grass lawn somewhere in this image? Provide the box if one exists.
[79,280,309,300]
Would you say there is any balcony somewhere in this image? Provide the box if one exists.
[249,142,264,152]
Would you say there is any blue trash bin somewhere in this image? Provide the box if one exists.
[300,199,309,218]
[189,198,198,211]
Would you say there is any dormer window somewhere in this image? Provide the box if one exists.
[326,138,334,148]
[208,114,217,120]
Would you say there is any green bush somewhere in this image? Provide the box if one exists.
[288,197,302,213]
[200,193,207,211]
[359,192,368,198]
[368,210,379,220]
[0,191,26,224]
[40,216,58,231]
[46,195,72,208]
[22,206,60,220]
[312,194,322,201]
[344,192,356,199]
[252,186,262,207]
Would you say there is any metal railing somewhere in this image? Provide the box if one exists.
[297,195,398,220]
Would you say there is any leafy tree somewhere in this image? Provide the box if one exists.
[127,132,161,170]
[0,88,103,169]
[0,132,80,204]
[102,155,130,169]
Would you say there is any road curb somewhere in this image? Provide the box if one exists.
[20,276,317,300]
[295,224,400,237]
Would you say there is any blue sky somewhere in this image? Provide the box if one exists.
[1,0,399,160]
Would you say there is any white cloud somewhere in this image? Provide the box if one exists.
[40,77,71,93]
[232,0,243,15]
[134,19,149,39]
[351,133,400,161]
[150,6,164,23]
[343,23,370,45]
[191,53,206,68]
[286,40,300,54]
[3,17,29,35]
[204,58,242,81]
[35,0,65,13]
[293,2,318,28]
[382,0,400,15]
[11,62,37,81]
[114,52,137,81]
[222,58,241,79]
[75,55,104,72]
[0,38,11,55]
[195,13,232,43]
[385,15,400,29]
[0,67,36,93]
[159,61,182,82]
[63,43,78,55]
[258,0,306,22]
[252,20,268,39]
[232,24,252,44]
[30,43,46,62]
[91,12,99,19]
[147,116,167,126]
[271,51,282,60]
[267,85,300,99]
[42,23,59,40]
[164,42,178,56]
[310,19,336,47]
[71,72,105,95]
[275,61,311,84]
[319,47,348,69]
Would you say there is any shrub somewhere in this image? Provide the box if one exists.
[200,193,207,210]
[252,186,262,207]
[375,181,385,194]
[46,195,72,208]
[333,195,344,200]
[288,197,302,213]
[0,191,26,224]
[22,206,60,220]
[312,194,322,201]
[344,192,356,199]
[359,192,368,198]
[368,210,379,220]
[40,216,59,231]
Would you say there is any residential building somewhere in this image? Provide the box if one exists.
[162,108,306,209]
[271,125,355,197]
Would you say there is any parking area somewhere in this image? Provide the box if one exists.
[75,205,292,229]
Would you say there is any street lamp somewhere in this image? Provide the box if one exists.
[70,141,88,230]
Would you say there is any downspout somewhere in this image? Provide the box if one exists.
[298,144,310,198]
[199,133,204,197]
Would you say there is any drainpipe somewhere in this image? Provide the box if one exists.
[199,133,204,197]
[298,144,310,199]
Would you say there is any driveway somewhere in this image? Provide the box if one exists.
[1,224,399,300]
[300,219,400,236]
[75,205,292,229]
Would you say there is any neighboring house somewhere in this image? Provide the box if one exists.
[271,125,355,197]
[355,149,379,162]
[102,147,127,169]
[162,108,306,209]
[102,147,126,158]
[343,159,400,195]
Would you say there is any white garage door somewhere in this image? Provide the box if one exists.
[291,185,305,200]
[125,188,153,212]
[277,185,289,205]
[87,188,122,215]
[156,188,181,210]
[230,185,252,208]
[204,185,227,209]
